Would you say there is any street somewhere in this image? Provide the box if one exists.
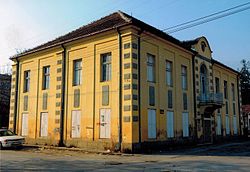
[1,141,250,171]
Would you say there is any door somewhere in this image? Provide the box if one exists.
[40,112,48,137]
[100,109,111,138]
[72,110,81,138]
[167,111,174,138]
[233,116,237,135]
[182,112,189,137]
[21,113,28,136]
[148,109,156,139]
[225,115,230,135]
[203,118,211,143]
[216,114,222,135]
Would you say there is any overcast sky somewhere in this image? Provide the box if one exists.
[0,0,249,70]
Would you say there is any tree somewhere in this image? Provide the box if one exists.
[239,59,250,105]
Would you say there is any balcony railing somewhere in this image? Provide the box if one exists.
[198,93,223,105]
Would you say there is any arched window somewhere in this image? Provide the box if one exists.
[200,64,208,98]
[201,41,206,52]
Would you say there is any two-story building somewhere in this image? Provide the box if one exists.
[8,11,241,152]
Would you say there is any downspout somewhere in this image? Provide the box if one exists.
[237,75,242,136]
[92,44,96,141]
[117,28,122,150]
[13,59,19,134]
[138,30,143,144]
[192,55,197,141]
[59,44,66,146]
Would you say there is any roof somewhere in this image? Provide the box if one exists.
[212,58,240,75]
[242,105,250,113]
[11,11,193,59]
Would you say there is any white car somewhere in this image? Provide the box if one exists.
[0,129,25,149]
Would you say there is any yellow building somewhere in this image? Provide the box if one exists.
[9,11,242,152]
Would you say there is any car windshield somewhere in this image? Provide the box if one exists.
[0,130,15,137]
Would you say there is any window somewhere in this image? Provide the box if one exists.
[148,109,156,139]
[233,102,236,115]
[231,83,235,101]
[181,65,187,90]
[101,53,112,81]
[23,95,28,111]
[167,90,173,109]
[23,70,30,92]
[74,89,80,108]
[147,54,155,82]
[215,77,220,93]
[42,66,50,90]
[166,60,172,86]
[73,59,82,86]
[149,86,155,106]
[102,85,109,106]
[225,101,229,114]
[224,80,228,99]
[183,93,188,110]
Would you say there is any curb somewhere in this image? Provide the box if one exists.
[22,144,124,155]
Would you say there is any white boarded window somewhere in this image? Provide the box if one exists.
[167,111,174,138]
[182,112,189,137]
[225,115,230,135]
[147,54,155,82]
[21,113,28,136]
[233,116,237,135]
[148,109,156,139]
[72,110,81,138]
[100,109,111,138]
[217,114,222,135]
[166,60,172,86]
[40,112,48,137]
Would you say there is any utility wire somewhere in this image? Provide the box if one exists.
[166,2,250,34]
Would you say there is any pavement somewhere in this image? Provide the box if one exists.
[1,140,250,171]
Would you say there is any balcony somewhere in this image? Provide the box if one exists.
[198,93,223,106]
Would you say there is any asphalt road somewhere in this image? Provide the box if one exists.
[1,141,250,171]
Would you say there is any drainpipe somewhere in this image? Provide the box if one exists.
[237,75,242,136]
[117,29,122,150]
[192,55,197,141]
[13,59,19,134]
[59,44,66,146]
[92,45,96,141]
[138,30,143,144]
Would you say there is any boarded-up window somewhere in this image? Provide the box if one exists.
[100,109,111,138]
[183,93,188,110]
[102,85,109,106]
[40,112,48,137]
[233,115,237,135]
[182,112,189,137]
[42,93,48,110]
[148,109,156,139]
[167,111,174,138]
[21,113,28,136]
[217,114,222,135]
[225,115,230,135]
[72,110,81,138]
[74,89,80,108]
[149,86,155,106]
[23,95,28,111]
[168,90,173,109]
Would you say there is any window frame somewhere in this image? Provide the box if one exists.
[42,66,50,90]
[23,70,30,93]
[181,65,188,90]
[166,60,173,86]
[73,59,82,86]
[147,53,156,82]
[101,53,112,82]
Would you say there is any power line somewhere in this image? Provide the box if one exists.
[166,2,250,34]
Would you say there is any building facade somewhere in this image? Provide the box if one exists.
[9,11,241,152]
